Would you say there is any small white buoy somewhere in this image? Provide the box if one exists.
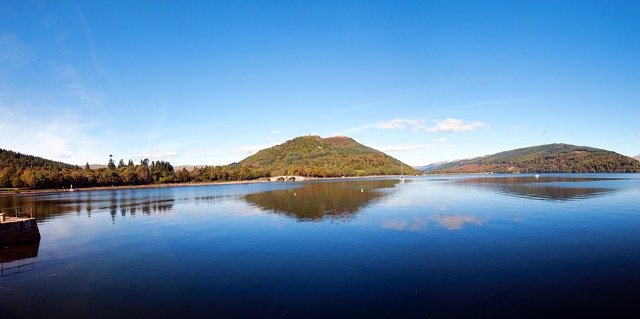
[361,189,364,193]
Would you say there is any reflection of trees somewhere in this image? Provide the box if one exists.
[0,192,174,223]
[457,176,618,201]
[244,179,399,221]
[194,195,236,205]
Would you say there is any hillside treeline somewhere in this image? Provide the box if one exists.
[1,135,420,190]
[0,161,272,190]
[239,135,421,177]
[430,144,640,174]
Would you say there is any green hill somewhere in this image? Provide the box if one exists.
[427,143,640,174]
[0,149,78,171]
[235,135,421,177]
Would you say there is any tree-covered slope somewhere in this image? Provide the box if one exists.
[0,148,177,189]
[0,149,78,171]
[427,143,640,174]
[237,135,421,177]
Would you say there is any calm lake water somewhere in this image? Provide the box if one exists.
[1,174,640,318]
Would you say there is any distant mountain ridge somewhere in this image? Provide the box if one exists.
[174,165,204,172]
[414,161,453,172]
[634,155,640,161]
[425,143,640,174]
[236,135,421,177]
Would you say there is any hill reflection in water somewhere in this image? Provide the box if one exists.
[244,179,400,221]
[457,176,621,201]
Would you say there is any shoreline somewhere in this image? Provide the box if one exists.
[0,175,409,196]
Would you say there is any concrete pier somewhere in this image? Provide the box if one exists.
[0,217,41,245]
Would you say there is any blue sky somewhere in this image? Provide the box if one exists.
[1,1,639,166]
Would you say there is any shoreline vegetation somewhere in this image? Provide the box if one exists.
[0,136,420,191]
[424,143,640,174]
[0,175,404,196]
[2,139,639,193]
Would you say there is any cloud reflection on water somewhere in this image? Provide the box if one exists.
[381,213,485,232]
[434,213,484,230]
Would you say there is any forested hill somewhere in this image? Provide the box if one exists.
[0,149,78,171]
[1,136,418,189]
[237,135,421,177]
[426,143,640,174]
[0,147,179,189]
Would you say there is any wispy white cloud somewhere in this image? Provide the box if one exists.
[334,123,378,135]
[121,150,178,162]
[187,148,208,158]
[52,64,103,104]
[512,125,524,130]
[230,143,274,155]
[0,34,34,66]
[376,117,485,133]
[65,81,103,104]
[377,118,426,131]
[318,85,428,121]
[425,118,485,133]
[144,150,177,159]
[76,8,102,76]
[379,144,434,152]
[267,130,284,141]
[434,137,447,143]
[0,106,100,163]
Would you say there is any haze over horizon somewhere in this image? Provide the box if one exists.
[1,1,639,166]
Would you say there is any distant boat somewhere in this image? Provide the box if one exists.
[534,174,540,179]
[400,162,405,183]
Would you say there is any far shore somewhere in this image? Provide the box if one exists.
[0,175,410,196]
